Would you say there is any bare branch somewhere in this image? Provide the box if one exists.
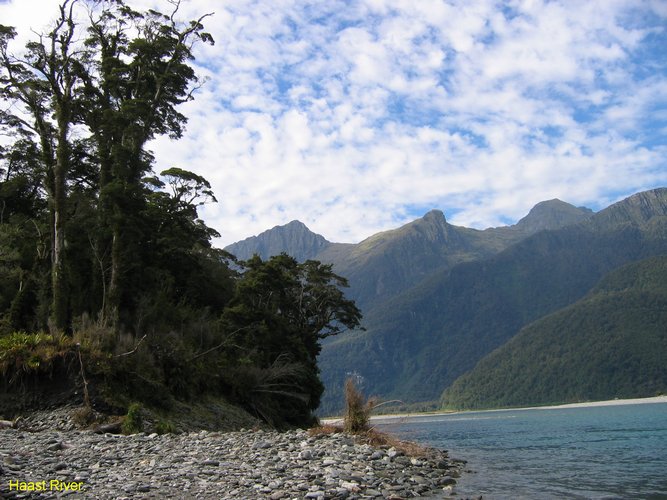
[188,326,252,362]
[114,334,147,357]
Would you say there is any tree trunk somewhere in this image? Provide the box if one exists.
[50,114,70,332]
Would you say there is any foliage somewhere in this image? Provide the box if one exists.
[220,254,362,425]
[0,1,361,428]
[222,356,312,429]
[0,331,76,383]
[440,256,667,409]
[122,402,144,434]
[155,419,176,435]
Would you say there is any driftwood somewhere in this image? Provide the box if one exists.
[0,419,14,429]
[93,420,123,434]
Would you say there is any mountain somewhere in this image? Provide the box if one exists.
[440,255,667,409]
[317,188,667,413]
[592,189,667,229]
[225,220,332,262]
[314,210,495,311]
[226,200,593,312]
[511,199,593,234]
[224,188,667,414]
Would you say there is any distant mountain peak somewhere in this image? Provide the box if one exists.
[593,188,667,228]
[422,209,446,222]
[283,219,309,229]
[224,220,331,261]
[514,199,593,233]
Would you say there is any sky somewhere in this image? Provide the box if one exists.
[1,0,667,246]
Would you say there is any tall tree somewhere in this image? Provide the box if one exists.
[81,0,214,326]
[223,254,363,423]
[0,1,83,331]
[1,0,214,330]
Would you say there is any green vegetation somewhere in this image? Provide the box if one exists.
[155,419,176,435]
[318,196,667,414]
[0,332,76,382]
[122,403,144,434]
[0,1,360,428]
[441,256,667,409]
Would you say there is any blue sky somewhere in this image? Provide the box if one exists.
[2,0,667,246]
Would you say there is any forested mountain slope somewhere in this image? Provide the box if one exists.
[441,255,667,409]
[224,189,667,414]
[317,189,667,413]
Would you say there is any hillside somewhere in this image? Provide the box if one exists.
[440,256,667,409]
[223,189,667,415]
[317,189,667,413]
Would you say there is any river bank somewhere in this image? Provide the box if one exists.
[0,407,468,499]
[321,395,667,425]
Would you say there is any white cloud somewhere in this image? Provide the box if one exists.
[1,0,666,247]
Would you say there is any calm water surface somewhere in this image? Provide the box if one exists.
[375,402,667,499]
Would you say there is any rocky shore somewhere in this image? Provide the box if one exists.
[0,408,469,499]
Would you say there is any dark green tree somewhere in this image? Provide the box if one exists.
[0,2,84,331]
[1,0,215,331]
[0,138,50,333]
[81,0,214,326]
[223,254,362,425]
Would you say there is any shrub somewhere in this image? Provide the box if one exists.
[0,331,75,382]
[71,406,95,427]
[343,377,376,434]
[122,402,144,434]
[155,419,176,434]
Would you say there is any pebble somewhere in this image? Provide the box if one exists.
[0,408,468,499]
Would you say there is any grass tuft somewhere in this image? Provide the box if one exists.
[121,402,144,434]
[343,377,376,434]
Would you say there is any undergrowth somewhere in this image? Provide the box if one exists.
[0,332,76,382]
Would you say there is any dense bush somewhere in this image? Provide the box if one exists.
[0,1,361,427]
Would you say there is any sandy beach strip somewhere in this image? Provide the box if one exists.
[321,395,667,425]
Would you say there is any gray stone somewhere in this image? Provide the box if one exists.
[0,406,467,499]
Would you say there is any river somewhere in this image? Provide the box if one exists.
[374,399,667,499]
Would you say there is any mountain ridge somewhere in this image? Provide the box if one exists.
[223,188,667,414]
[224,198,595,262]
[225,198,594,311]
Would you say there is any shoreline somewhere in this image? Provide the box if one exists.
[322,395,667,425]
[1,406,467,499]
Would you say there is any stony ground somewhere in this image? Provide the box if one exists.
[0,408,472,499]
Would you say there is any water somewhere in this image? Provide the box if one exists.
[374,402,667,499]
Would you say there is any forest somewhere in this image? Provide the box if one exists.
[440,255,667,409]
[0,0,361,428]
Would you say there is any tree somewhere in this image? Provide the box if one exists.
[223,254,363,424]
[0,0,214,331]
[81,0,214,326]
[0,139,49,333]
[0,1,84,331]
